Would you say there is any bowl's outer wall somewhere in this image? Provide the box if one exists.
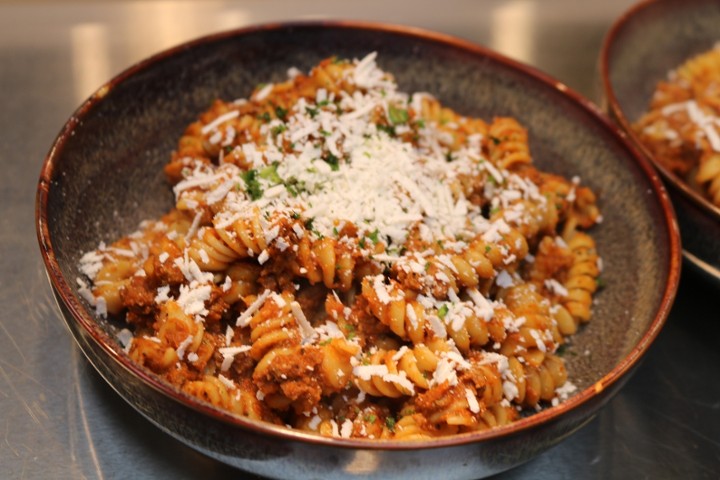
[603,0,720,275]
[40,23,679,479]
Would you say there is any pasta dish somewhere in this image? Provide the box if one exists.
[77,53,602,440]
[634,44,720,207]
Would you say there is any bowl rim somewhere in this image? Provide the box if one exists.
[599,0,720,224]
[36,19,682,450]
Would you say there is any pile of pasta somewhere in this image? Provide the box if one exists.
[634,44,720,207]
[78,53,602,440]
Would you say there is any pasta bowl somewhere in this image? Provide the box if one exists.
[600,0,720,283]
[37,21,680,479]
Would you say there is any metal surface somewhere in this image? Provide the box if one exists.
[1,1,718,478]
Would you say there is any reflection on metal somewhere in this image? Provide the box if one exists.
[344,449,381,474]
[490,0,536,63]
[136,2,203,50]
[71,23,110,103]
[73,347,105,480]
[214,8,252,32]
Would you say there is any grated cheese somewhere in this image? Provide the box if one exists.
[201,110,240,135]
[290,301,316,343]
[236,290,271,327]
[465,388,480,413]
[175,335,194,360]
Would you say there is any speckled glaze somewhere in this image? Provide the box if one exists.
[37,22,681,480]
[600,0,720,285]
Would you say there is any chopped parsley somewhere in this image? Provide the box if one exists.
[377,124,396,137]
[388,105,409,125]
[271,124,287,136]
[344,324,356,335]
[324,153,340,171]
[241,169,263,200]
[274,105,288,120]
[306,106,319,118]
[368,229,380,245]
[284,176,307,197]
[437,304,449,319]
[259,163,282,184]
[257,111,271,123]
[385,416,396,431]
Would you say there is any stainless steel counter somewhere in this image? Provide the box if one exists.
[2,1,718,478]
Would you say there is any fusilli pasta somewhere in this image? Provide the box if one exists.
[78,53,602,440]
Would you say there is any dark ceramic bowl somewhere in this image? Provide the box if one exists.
[37,22,680,479]
[600,0,720,284]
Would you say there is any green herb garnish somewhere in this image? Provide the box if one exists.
[388,105,409,125]
[377,124,396,137]
[284,176,307,197]
[259,163,282,184]
[368,229,380,245]
[271,124,287,136]
[274,105,288,120]
[241,169,263,200]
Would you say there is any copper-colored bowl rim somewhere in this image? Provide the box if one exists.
[36,19,682,451]
[600,0,720,224]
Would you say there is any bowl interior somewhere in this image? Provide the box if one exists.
[40,22,678,440]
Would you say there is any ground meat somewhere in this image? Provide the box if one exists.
[257,256,297,292]
[294,283,328,320]
[254,346,324,414]
[204,286,230,331]
[120,276,158,326]
[144,239,186,288]
[353,296,391,350]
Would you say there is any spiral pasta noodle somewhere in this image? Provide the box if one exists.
[78,53,602,440]
[487,117,533,170]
